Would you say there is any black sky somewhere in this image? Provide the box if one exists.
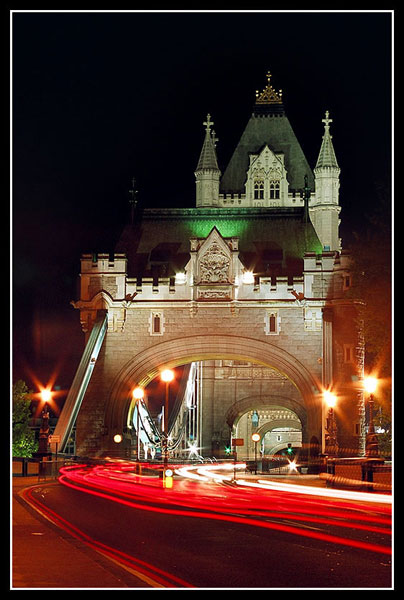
[11,10,392,396]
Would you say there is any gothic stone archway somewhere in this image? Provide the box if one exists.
[75,334,322,457]
[225,397,305,460]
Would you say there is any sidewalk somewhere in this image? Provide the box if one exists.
[11,476,149,589]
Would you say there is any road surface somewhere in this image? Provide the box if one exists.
[20,461,392,588]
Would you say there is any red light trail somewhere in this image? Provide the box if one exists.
[21,461,391,588]
[56,463,391,553]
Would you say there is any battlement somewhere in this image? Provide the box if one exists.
[81,253,127,274]
[124,273,305,302]
[303,251,337,272]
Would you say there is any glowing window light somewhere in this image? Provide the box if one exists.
[242,271,255,284]
[175,271,186,284]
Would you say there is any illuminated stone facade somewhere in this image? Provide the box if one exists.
[64,75,365,462]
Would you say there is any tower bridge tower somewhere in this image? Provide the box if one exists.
[54,74,364,464]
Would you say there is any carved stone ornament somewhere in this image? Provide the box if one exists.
[199,242,230,283]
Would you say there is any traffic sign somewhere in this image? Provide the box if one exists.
[48,435,60,443]
[231,438,244,446]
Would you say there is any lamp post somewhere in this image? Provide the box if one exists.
[324,390,338,457]
[364,377,379,458]
[132,386,145,462]
[33,389,53,462]
[161,369,174,474]
[38,389,52,454]
[251,432,260,474]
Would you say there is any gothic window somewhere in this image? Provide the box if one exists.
[269,180,280,199]
[149,311,165,336]
[254,180,264,200]
[265,310,280,335]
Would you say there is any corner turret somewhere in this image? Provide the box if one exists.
[195,114,221,207]
[312,111,341,251]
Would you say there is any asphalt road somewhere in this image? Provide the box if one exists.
[22,464,392,589]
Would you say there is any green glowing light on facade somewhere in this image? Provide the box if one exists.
[187,219,249,239]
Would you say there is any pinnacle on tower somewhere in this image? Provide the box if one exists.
[195,114,221,207]
[195,114,220,172]
[315,111,339,170]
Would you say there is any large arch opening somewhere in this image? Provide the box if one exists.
[102,335,322,459]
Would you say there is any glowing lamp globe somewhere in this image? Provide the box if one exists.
[132,387,144,400]
[41,389,52,403]
[364,377,377,394]
[161,369,174,383]
[324,391,337,408]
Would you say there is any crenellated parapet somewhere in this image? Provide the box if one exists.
[80,253,127,301]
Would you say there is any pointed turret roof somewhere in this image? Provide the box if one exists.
[195,114,220,172]
[315,111,339,169]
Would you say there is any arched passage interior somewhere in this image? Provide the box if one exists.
[102,335,322,457]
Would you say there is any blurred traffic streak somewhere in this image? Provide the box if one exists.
[53,462,392,556]
[19,460,391,588]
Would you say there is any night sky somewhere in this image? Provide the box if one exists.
[11,10,392,404]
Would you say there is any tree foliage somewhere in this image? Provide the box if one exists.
[12,380,38,457]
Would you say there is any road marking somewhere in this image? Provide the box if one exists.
[95,550,163,588]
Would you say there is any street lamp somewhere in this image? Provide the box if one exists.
[40,389,52,404]
[364,377,379,457]
[324,390,338,456]
[38,389,52,455]
[161,369,174,474]
[251,432,260,474]
[132,387,145,462]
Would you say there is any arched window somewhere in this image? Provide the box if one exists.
[269,181,280,199]
[254,180,264,200]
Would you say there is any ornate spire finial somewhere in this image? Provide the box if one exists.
[203,113,213,133]
[322,110,332,130]
[211,130,219,148]
[255,72,283,105]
